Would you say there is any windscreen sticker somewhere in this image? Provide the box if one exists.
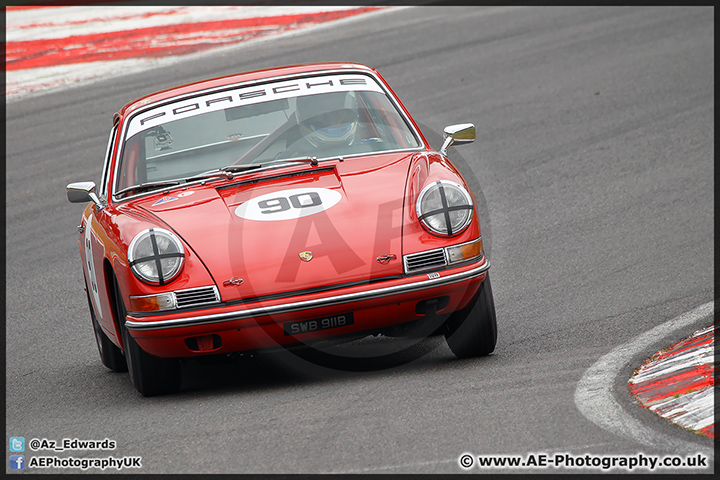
[152,196,178,206]
[235,187,342,221]
[126,73,383,138]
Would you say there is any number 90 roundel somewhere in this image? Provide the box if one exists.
[235,188,342,221]
[66,62,497,396]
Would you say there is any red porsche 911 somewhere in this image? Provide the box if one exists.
[67,62,496,396]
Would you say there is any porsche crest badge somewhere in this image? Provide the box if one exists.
[299,251,313,262]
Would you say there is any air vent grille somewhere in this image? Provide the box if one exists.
[175,286,220,309]
[403,249,447,273]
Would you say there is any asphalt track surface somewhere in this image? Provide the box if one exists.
[5,6,714,475]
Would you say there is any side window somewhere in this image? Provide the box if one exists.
[99,125,118,198]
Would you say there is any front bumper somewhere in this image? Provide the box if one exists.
[125,259,489,357]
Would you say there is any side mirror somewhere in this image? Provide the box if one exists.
[67,181,104,210]
[440,123,475,156]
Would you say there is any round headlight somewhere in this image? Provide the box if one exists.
[416,180,473,237]
[128,228,185,285]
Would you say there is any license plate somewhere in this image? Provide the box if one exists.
[283,312,354,336]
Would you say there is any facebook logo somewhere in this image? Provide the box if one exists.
[9,437,24,452]
[9,455,25,470]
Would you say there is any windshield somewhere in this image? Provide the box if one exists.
[114,73,421,197]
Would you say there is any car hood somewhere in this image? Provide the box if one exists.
[134,153,414,302]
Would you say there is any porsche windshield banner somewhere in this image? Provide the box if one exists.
[125,73,383,139]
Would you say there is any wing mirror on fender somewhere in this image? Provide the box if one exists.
[439,123,475,157]
[67,181,104,210]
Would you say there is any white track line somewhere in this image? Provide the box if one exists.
[574,301,714,459]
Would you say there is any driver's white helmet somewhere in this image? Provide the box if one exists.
[296,92,358,148]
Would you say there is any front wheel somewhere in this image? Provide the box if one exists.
[111,274,181,396]
[444,274,497,358]
[121,324,182,397]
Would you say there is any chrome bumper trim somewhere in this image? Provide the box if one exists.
[125,261,489,331]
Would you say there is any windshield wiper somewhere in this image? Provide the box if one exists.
[116,158,321,197]
[184,170,236,181]
[221,157,319,174]
[116,170,241,197]
[114,180,183,197]
[219,164,267,173]
[270,156,319,167]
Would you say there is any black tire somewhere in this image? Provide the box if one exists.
[85,281,127,372]
[444,274,497,358]
[111,274,181,396]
